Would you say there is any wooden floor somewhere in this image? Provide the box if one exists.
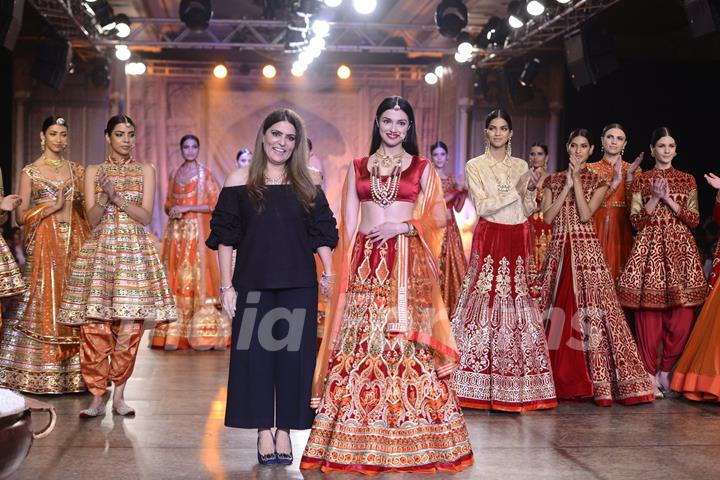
[13,333,720,480]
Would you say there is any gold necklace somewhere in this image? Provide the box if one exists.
[370,153,403,208]
[42,154,65,172]
[264,170,286,185]
[488,153,512,193]
[375,148,405,169]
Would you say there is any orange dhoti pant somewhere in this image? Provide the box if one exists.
[80,321,143,396]
[635,308,694,375]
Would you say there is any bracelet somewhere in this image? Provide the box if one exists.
[96,197,108,208]
[321,272,335,278]
[220,285,234,294]
[404,222,418,237]
[113,195,129,211]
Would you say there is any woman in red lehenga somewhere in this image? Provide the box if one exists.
[540,128,654,406]
[301,96,473,475]
[451,110,556,412]
[149,134,229,350]
[586,123,643,281]
[618,127,707,396]
[527,142,552,296]
[430,140,468,316]
[671,173,720,401]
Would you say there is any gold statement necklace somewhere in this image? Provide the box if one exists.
[488,153,512,193]
[42,154,65,173]
[370,149,405,208]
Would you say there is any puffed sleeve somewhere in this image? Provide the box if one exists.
[307,187,338,251]
[206,186,243,250]
[465,159,518,217]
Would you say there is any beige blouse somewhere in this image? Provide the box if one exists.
[465,153,537,225]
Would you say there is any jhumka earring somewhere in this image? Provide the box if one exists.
[621,146,625,156]
[600,144,604,153]
[506,139,512,157]
[40,138,45,152]
[484,136,489,155]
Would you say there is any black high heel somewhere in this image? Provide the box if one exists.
[274,429,293,465]
[257,431,277,465]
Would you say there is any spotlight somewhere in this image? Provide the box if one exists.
[114,45,131,61]
[262,64,277,79]
[337,64,351,79]
[508,1,527,29]
[293,0,323,15]
[114,14,131,38]
[179,0,213,32]
[324,0,343,6]
[454,51,471,63]
[309,36,326,52]
[519,57,540,86]
[556,0,572,3]
[424,72,439,85]
[526,1,546,17]
[89,1,116,30]
[213,63,227,79]
[435,1,468,38]
[291,61,307,77]
[91,58,111,88]
[298,50,314,65]
[353,0,377,15]
[311,20,330,37]
[456,31,474,56]
[481,16,510,47]
[125,62,146,76]
[434,65,445,78]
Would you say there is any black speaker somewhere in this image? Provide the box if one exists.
[0,0,25,51]
[564,24,618,90]
[31,37,72,90]
[684,0,720,37]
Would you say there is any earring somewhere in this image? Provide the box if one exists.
[621,146,625,156]
[506,139,512,157]
[484,137,489,155]
[40,138,45,152]
[600,144,604,153]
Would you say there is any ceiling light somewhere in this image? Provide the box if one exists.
[434,65,444,78]
[507,1,527,29]
[213,64,227,79]
[556,0,572,3]
[435,1,469,38]
[337,64,351,79]
[90,1,116,30]
[353,0,377,15]
[125,62,146,76]
[310,36,326,50]
[179,0,213,32]
[114,14,131,38]
[114,45,131,61]
[262,64,277,79]
[519,57,541,86]
[454,51,471,63]
[324,0,343,6]
[298,50,314,65]
[291,66,305,77]
[456,31,474,56]
[526,0,546,16]
[311,20,330,37]
[424,72,439,85]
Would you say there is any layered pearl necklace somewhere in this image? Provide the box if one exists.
[370,149,405,208]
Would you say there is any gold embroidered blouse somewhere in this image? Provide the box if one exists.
[465,153,537,225]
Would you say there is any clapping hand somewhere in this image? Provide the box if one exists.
[98,172,116,198]
[627,152,643,181]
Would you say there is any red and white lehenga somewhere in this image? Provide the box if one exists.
[451,153,556,412]
[438,175,468,316]
[539,168,654,406]
[617,167,707,377]
[671,195,720,401]
[301,156,473,475]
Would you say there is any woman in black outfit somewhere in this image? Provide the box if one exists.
[207,108,338,466]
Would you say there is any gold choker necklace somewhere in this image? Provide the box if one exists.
[42,154,65,172]
[375,148,405,169]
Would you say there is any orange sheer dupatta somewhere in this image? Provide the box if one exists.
[311,161,459,399]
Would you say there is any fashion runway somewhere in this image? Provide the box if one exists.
[10,331,720,479]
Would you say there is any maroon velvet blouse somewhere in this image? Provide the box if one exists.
[354,155,428,203]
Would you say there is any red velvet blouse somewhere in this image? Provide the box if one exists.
[354,155,428,203]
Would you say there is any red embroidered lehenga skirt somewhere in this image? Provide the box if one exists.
[300,234,473,475]
[451,219,557,412]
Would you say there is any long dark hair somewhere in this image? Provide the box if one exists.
[247,109,316,212]
[485,109,513,131]
[180,134,200,149]
[369,96,419,156]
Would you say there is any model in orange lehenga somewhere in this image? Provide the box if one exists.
[0,116,89,394]
[149,135,229,350]
[301,96,472,475]
[587,124,642,281]
[670,175,720,401]
[430,141,468,315]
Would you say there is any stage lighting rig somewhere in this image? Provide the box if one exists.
[179,0,213,32]
[435,1,468,38]
[292,0,322,16]
[114,14,131,38]
[519,57,540,86]
[89,0,116,31]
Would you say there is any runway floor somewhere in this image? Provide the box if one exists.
[13,332,720,480]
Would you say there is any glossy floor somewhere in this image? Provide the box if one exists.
[13,335,720,480]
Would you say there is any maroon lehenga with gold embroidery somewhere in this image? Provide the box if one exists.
[301,156,473,475]
[439,176,468,315]
[528,187,551,297]
[539,168,654,406]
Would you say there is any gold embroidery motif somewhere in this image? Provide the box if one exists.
[475,255,494,295]
[495,257,511,299]
[514,256,529,298]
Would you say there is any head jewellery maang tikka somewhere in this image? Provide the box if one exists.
[393,97,400,110]
[56,117,66,125]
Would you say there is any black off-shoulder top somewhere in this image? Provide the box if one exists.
[206,185,338,289]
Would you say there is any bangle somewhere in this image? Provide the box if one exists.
[113,195,129,211]
[321,272,334,278]
[96,197,108,208]
[220,285,234,294]
[404,222,418,237]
